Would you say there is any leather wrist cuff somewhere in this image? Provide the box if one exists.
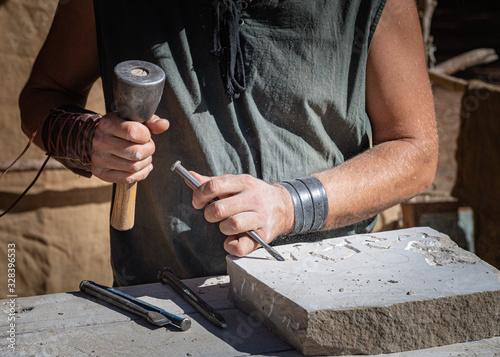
[280,177,329,235]
[42,106,101,178]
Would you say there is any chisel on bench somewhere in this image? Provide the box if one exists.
[80,280,191,331]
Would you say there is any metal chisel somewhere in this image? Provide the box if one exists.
[80,280,191,331]
[158,267,227,329]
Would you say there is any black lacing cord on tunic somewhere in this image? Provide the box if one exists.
[212,0,246,98]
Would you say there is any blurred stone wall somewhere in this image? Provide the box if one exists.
[0,0,113,297]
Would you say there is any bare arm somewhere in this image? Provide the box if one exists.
[19,0,169,183]
[315,0,438,229]
[19,0,100,147]
[192,0,438,256]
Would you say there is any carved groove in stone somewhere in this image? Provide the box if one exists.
[308,240,361,263]
[360,235,401,249]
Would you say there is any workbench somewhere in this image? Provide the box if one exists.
[2,275,499,356]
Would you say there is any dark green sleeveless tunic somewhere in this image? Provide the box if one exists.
[93,0,386,285]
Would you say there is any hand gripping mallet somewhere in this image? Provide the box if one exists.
[110,60,165,231]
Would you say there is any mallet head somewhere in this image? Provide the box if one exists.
[112,60,165,122]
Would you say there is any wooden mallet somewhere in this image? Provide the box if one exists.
[110,60,165,231]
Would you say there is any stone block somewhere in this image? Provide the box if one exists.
[227,227,500,355]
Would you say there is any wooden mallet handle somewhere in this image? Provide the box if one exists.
[110,60,165,231]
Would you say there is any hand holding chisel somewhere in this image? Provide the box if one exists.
[171,161,285,261]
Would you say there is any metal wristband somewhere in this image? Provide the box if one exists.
[283,179,315,234]
[297,177,328,232]
[280,182,304,235]
[42,106,101,178]
[280,176,329,235]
